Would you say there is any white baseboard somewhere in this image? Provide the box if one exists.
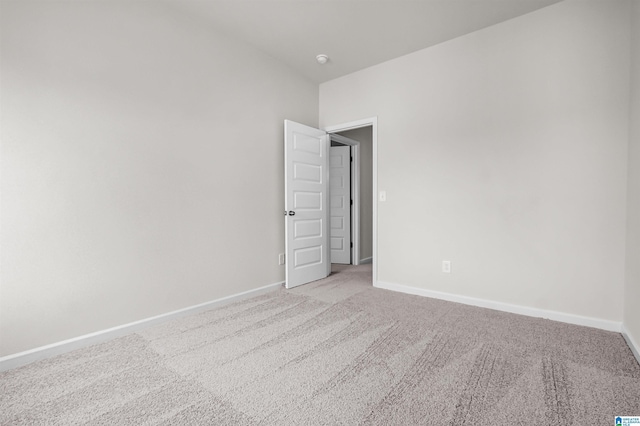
[375,280,622,333]
[622,325,640,366]
[0,281,284,372]
[359,257,372,264]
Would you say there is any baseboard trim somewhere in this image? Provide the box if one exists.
[375,280,622,333]
[0,281,284,372]
[622,325,640,366]
[359,257,372,264]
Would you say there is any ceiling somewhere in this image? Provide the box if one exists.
[168,0,562,84]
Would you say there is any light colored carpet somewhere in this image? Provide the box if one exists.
[2,264,639,425]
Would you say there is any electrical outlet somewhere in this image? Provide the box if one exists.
[379,191,386,202]
[442,260,451,273]
[279,253,285,265]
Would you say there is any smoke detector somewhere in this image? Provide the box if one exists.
[316,54,329,65]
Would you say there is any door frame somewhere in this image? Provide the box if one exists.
[330,135,360,265]
[324,117,377,284]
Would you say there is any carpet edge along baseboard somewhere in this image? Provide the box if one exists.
[0,281,284,372]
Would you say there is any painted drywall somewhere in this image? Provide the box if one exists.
[336,127,373,261]
[320,0,630,322]
[624,0,640,350]
[0,1,318,356]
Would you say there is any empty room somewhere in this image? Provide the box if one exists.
[1,0,639,424]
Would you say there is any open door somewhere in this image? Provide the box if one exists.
[329,145,351,264]
[284,120,331,289]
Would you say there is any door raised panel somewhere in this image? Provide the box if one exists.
[330,175,344,188]
[331,237,344,250]
[331,195,344,209]
[294,162,322,183]
[331,216,344,230]
[294,219,323,239]
[294,191,322,210]
[330,155,345,168]
[294,245,323,268]
[294,133,321,155]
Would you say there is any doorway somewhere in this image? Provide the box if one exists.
[330,129,372,267]
[325,117,377,283]
[329,132,362,267]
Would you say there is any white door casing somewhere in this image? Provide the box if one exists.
[284,120,330,289]
[330,146,351,264]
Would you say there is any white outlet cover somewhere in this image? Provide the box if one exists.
[379,191,386,202]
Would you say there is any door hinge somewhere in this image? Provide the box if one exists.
[350,199,353,205]
[350,242,353,248]
[350,156,353,162]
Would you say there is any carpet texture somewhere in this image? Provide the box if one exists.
[2,264,639,425]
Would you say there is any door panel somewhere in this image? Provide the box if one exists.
[329,145,351,264]
[294,219,322,238]
[285,120,330,289]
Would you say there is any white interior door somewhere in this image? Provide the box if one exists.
[284,120,330,289]
[330,146,351,264]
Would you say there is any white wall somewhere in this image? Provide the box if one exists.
[336,127,373,261]
[625,0,640,349]
[320,0,630,323]
[0,1,318,357]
